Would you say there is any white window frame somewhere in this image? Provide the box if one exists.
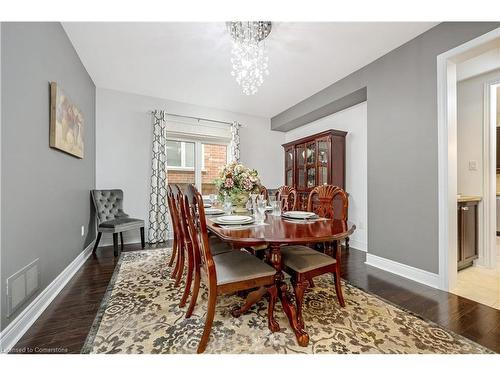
[166,139,195,171]
[166,135,230,192]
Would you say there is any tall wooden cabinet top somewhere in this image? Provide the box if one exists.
[282,129,347,195]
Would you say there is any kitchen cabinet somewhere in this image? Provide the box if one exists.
[457,200,479,270]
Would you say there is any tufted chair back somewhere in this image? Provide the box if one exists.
[91,189,128,225]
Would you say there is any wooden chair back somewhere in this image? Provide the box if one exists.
[307,185,348,219]
[184,184,217,290]
[259,185,269,200]
[276,185,298,212]
[177,186,195,256]
[167,184,182,243]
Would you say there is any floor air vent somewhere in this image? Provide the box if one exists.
[6,258,40,317]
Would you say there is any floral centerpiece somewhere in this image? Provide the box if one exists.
[214,162,261,213]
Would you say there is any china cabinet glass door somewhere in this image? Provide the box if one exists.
[317,136,330,185]
[285,146,294,186]
[296,144,305,189]
[305,141,316,189]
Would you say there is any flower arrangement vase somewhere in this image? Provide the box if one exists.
[231,192,250,213]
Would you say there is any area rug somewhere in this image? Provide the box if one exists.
[82,249,491,354]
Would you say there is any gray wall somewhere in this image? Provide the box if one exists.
[1,23,96,330]
[272,22,500,274]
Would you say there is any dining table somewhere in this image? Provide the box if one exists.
[206,212,356,347]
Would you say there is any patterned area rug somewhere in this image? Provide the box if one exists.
[82,249,491,354]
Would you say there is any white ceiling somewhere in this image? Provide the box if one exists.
[63,22,437,118]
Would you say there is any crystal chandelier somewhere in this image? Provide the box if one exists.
[226,21,272,95]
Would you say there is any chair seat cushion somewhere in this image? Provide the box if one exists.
[209,237,232,256]
[214,251,276,286]
[281,245,336,273]
[99,217,144,233]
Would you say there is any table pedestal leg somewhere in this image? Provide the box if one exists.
[269,244,309,347]
[231,286,267,317]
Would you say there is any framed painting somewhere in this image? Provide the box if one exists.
[49,82,84,158]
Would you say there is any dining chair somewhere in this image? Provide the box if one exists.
[276,185,298,212]
[280,240,345,331]
[278,186,349,316]
[308,184,350,252]
[167,185,185,287]
[179,186,234,309]
[168,185,233,304]
[183,184,279,353]
[259,185,269,200]
[307,185,349,257]
[307,185,348,220]
[91,189,145,257]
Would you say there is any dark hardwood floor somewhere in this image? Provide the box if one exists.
[10,243,500,353]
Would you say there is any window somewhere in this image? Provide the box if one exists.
[166,140,195,169]
[166,138,229,194]
[201,143,228,195]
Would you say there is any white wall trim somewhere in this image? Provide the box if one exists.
[0,240,95,353]
[348,239,367,252]
[0,23,3,342]
[365,253,440,289]
[478,79,500,268]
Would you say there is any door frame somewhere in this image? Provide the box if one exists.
[437,27,500,291]
[480,79,500,269]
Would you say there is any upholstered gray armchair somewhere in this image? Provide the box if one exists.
[91,189,145,256]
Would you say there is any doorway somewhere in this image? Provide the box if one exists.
[437,27,500,309]
[453,77,500,308]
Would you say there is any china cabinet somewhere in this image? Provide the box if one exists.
[282,129,347,214]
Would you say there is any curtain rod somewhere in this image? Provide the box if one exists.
[150,110,233,126]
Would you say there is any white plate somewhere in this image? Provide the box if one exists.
[217,215,253,222]
[204,203,212,208]
[282,211,316,219]
[213,218,255,226]
[205,208,225,215]
[214,215,254,225]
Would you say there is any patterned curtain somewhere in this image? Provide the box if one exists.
[229,121,241,163]
[148,110,170,243]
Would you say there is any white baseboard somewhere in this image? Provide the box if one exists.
[348,239,367,252]
[0,240,95,353]
[365,253,440,289]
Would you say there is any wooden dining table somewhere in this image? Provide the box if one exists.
[206,212,356,347]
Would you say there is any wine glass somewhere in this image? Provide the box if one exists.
[257,199,267,224]
[249,193,258,214]
[223,195,232,215]
[209,194,216,205]
[270,200,280,216]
